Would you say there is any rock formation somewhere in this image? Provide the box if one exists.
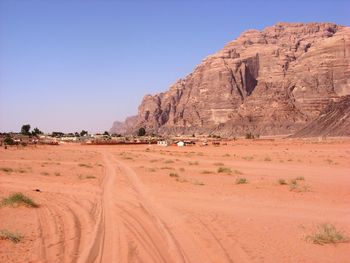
[111,22,350,136]
[291,95,350,137]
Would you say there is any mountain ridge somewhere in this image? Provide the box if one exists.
[111,22,350,137]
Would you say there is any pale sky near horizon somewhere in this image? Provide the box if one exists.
[0,0,349,133]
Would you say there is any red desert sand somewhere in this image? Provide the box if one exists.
[0,139,349,262]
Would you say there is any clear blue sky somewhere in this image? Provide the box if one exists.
[0,0,349,133]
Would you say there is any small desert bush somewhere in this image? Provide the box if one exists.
[148,168,156,172]
[223,154,230,157]
[1,193,38,208]
[176,177,188,183]
[54,172,61,176]
[78,163,93,168]
[164,159,174,164]
[213,162,224,166]
[16,168,27,174]
[161,166,173,170]
[0,230,23,243]
[169,172,179,178]
[278,179,287,185]
[233,169,243,175]
[264,157,272,162]
[235,177,248,184]
[0,167,13,173]
[295,176,305,181]
[217,166,232,174]
[85,175,96,179]
[188,161,199,165]
[193,180,205,186]
[201,170,214,174]
[41,171,50,176]
[242,156,254,161]
[289,180,309,192]
[306,224,349,245]
[179,167,185,172]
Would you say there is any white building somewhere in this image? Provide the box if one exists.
[157,140,168,147]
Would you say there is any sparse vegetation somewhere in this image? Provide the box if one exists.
[0,230,23,243]
[78,163,93,168]
[278,179,287,185]
[235,177,248,184]
[217,166,232,174]
[201,170,214,174]
[161,166,173,170]
[175,177,188,183]
[16,168,27,173]
[264,157,272,162]
[295,176,305,181]
[179,167,185,172]
[164,160,174,164]
[289,180,309,192]
[233,169,243,175]
[242,156,254,161]
[0,167,13,173]
[213,162,224,166]
[1,193,38,208]
[306,224,349,245]
[169,172,179,178]
[41,171,50,176]
[223,154,230,157]
[188,161,199,165]
[193,180,205,186]
[79,174,96,179]
[54,172,61,176]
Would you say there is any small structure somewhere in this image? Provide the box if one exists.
[157,140,168,147]
[177,141,185,147]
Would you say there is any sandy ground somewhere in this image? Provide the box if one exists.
[0,139,349,263]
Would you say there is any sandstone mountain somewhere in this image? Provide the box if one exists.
[111,22,350,136]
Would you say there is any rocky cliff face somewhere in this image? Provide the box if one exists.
[111,23,350,136]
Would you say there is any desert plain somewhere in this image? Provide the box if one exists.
[0,139,349,263]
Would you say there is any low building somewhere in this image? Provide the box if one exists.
[157,140,168,147]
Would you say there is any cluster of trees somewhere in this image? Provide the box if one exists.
[21,124,43,136]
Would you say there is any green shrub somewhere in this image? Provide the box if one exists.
[1,193,38,208]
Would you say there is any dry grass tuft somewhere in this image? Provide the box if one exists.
[235,177,248,184]
[307,224,349,245]
[0,167,13,173]
[78,163,93,168]
[0,230,23,243]
[278,179,287,185]
[217,166,232,174]
[169,172,179,178]
[1,193,38,208]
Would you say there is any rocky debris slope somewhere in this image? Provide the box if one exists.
[111,23,350,136]
[292,96,350,137]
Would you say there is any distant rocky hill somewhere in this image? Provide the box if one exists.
[110,22,350,137]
